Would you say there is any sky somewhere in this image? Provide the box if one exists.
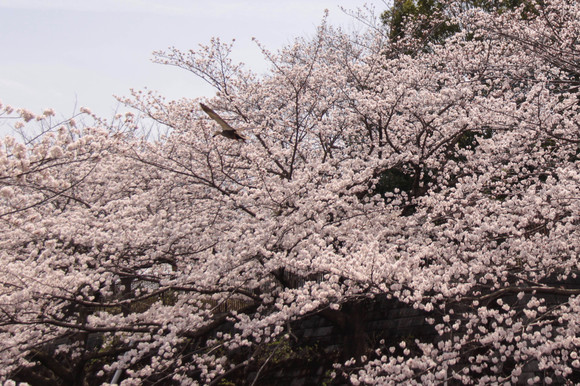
[0,0,389,121]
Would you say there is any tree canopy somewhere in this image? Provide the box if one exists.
[1,0,580,384]
[382,0,534,47]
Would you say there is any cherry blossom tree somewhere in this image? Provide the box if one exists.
[1,0,580,384]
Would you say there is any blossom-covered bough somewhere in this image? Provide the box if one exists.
[1,1,580,384]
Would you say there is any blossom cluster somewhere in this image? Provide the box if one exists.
[1,0,580,384]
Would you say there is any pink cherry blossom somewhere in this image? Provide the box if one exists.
[1,1,580,384]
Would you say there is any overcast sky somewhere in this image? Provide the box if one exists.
[0,0,389,121]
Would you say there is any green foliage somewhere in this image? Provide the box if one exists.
[256,338,321,365]
[374,167,415,197]
[381,0,459,45]
[321,369,336,386]
[381,0,536,46]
